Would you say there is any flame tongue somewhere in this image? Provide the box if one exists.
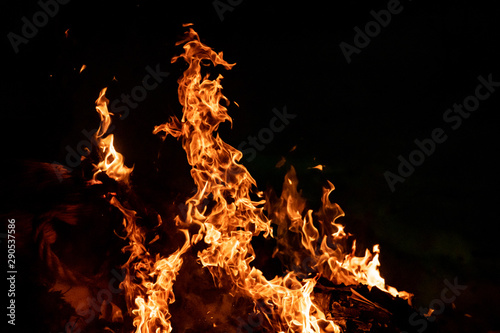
[90,88,187,332]
[93,87,133,184]
[271,168,411,300]
[154,28,272,242]
[154,26,271,272]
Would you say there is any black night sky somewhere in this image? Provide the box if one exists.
[2,0,500,332]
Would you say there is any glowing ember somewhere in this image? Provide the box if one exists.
[88,26,411,333]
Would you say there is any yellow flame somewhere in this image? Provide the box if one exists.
[90,27,412,333]
[153,28,343,332]
[92,87,133,184]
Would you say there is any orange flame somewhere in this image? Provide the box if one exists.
[132,230,190,333]
[92,87,133,184]
[90,87,187,332]
[271,168,412,301]
[88,27,411,333]
[153,28,343,332]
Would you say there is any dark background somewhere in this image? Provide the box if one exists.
[2,0,499,331]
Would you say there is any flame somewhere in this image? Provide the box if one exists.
[132,229,191,333]
[92,87,133,184]
[90,87,187,332]
[87,27,411,333]
[111,194,190,333]
[271,169,412,300]
[152,28,335,332]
